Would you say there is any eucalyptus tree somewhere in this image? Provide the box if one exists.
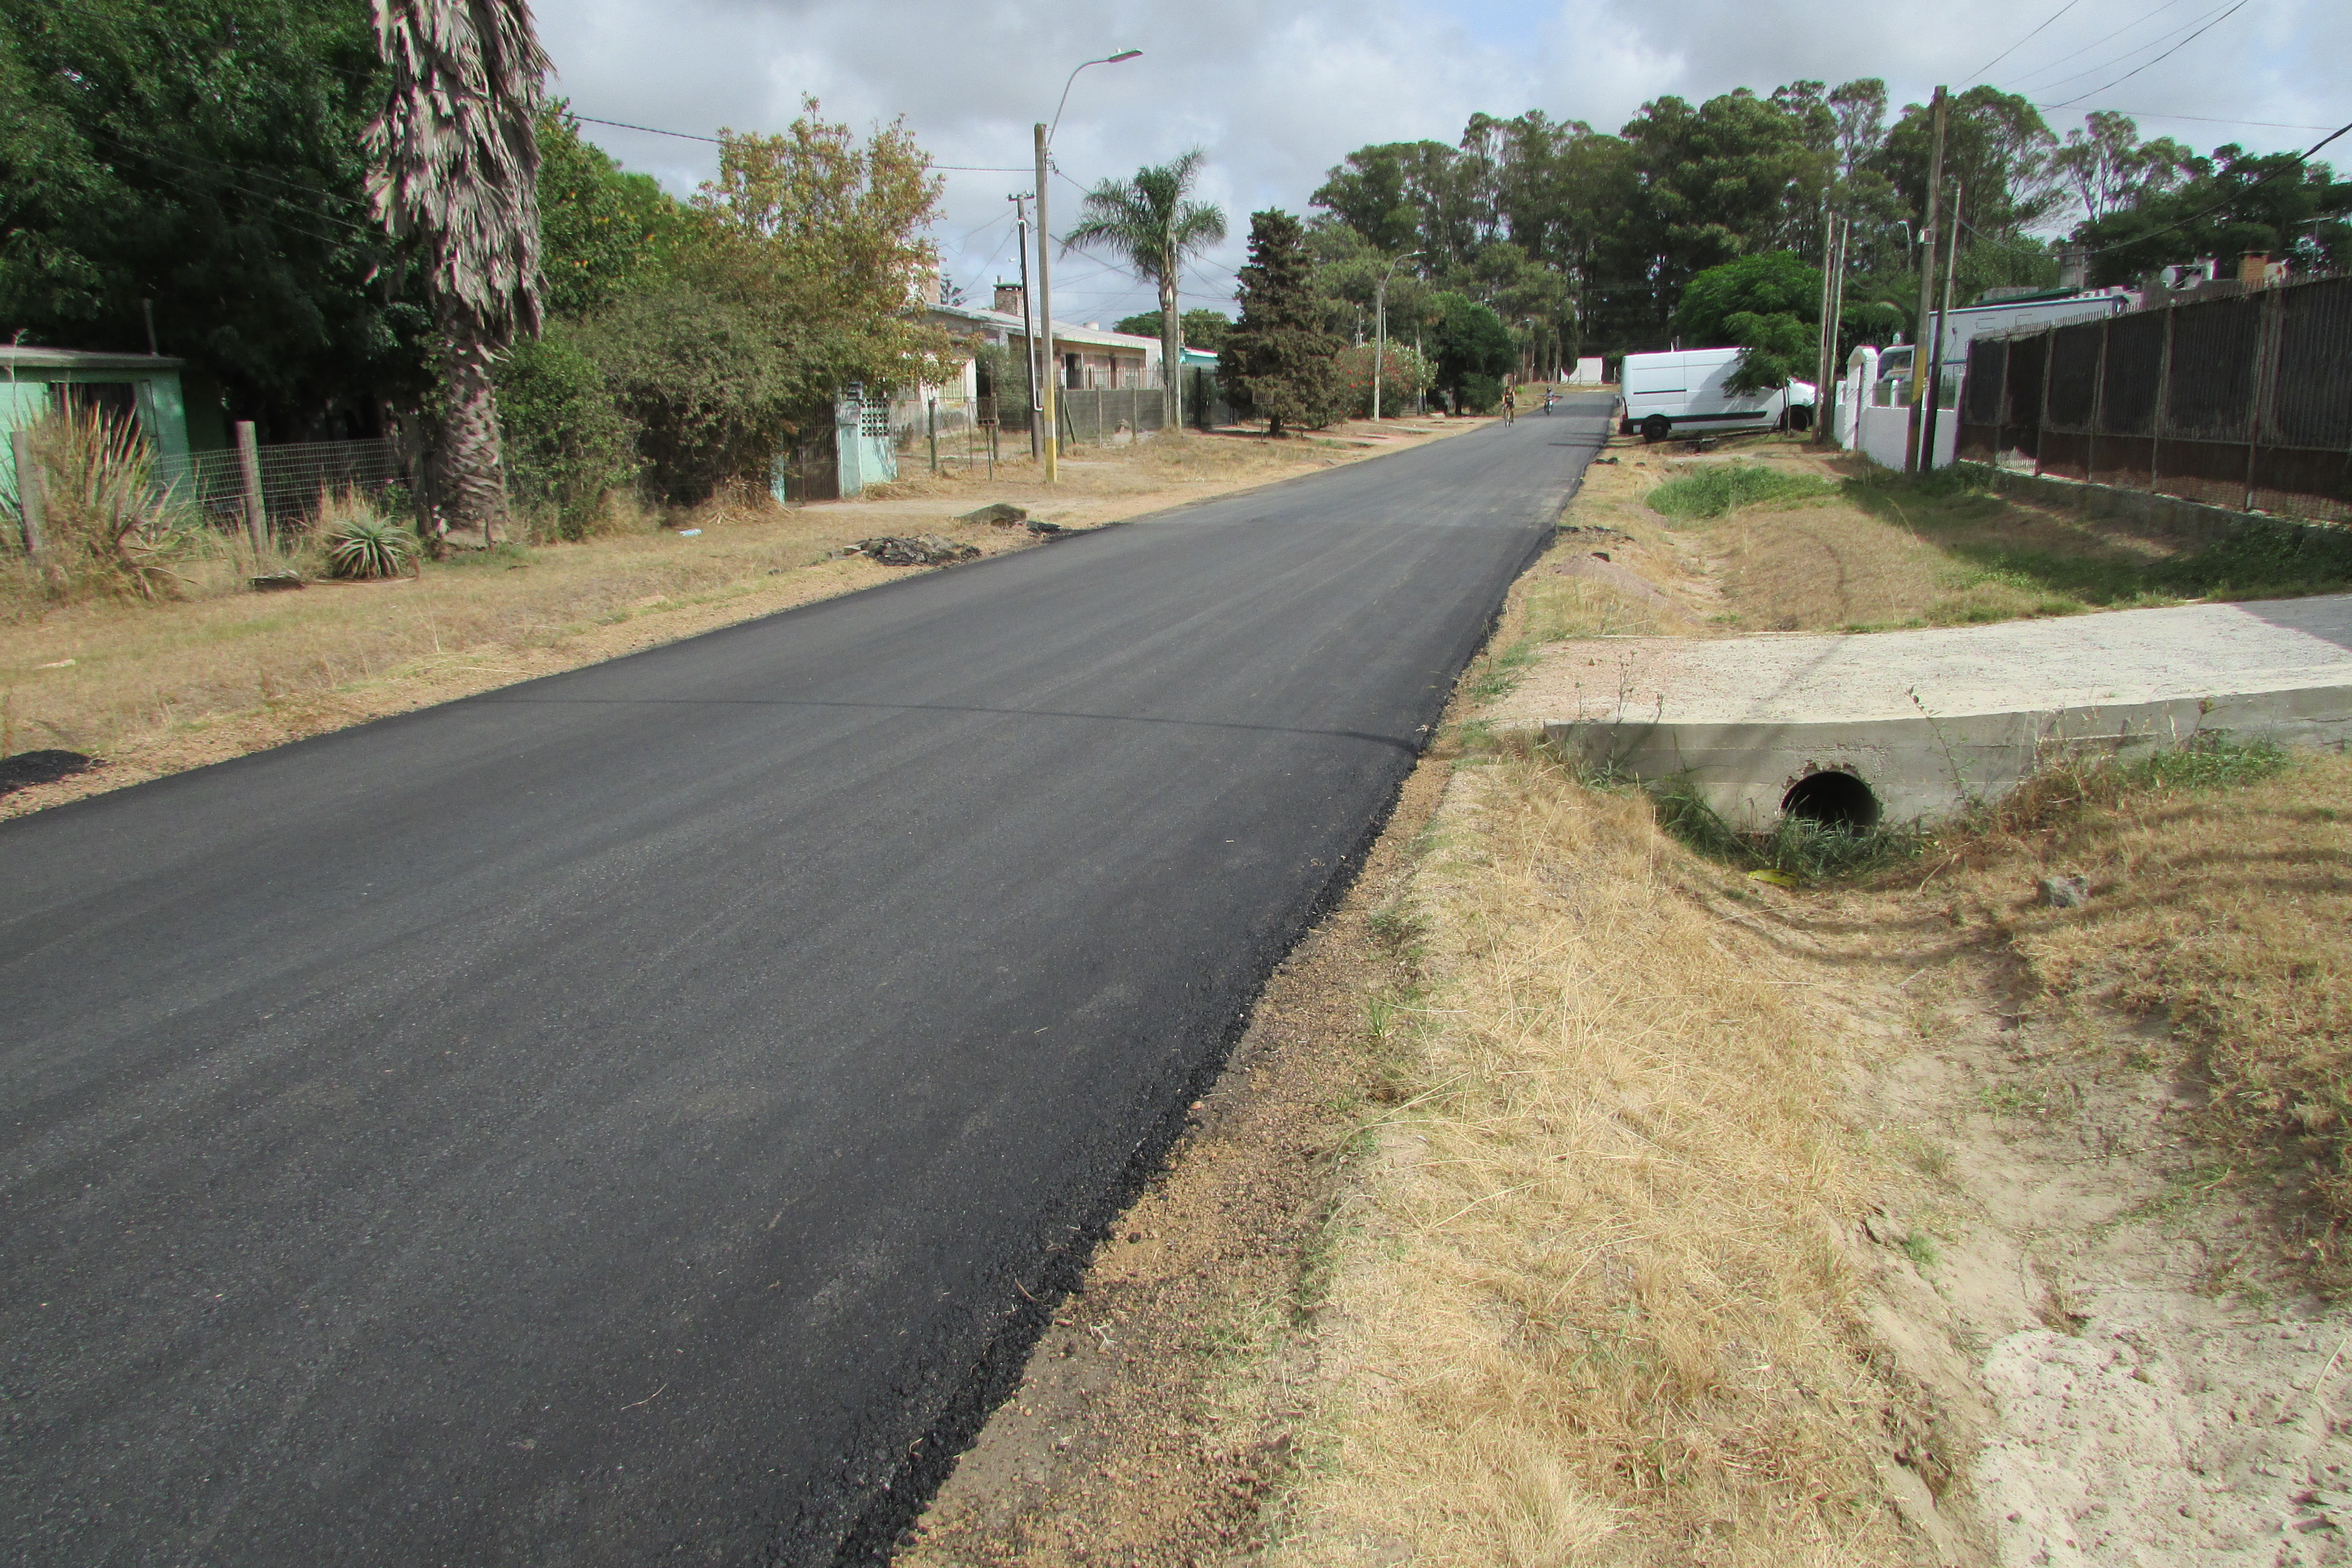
[366,0,550,546]
[1065,150,1228,403]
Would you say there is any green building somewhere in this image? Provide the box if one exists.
[1,345,198,508]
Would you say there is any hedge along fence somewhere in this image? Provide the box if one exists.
[1958,273,2352,522]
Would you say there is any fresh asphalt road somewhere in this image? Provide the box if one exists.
[2,400,1610,1565]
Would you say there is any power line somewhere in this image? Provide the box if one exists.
[2080,109,2343,131]
[2042,0,2255,108]
[569,112,1026,172]
[2008,0,2235,95]
[1970,0,2089,82]
[1997,0,2200,91]
[1963,114,2352,258]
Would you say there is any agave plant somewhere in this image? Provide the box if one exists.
[325,506,421,579]
[24,406,205,601]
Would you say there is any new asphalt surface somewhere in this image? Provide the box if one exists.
[1,400,1610,1565]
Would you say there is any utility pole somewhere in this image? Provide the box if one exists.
[1030,50,1138,477]
[1905,85,1949,474]
[1010,192,1042,463]
[1816,215,1849,448]
[1812,200,1836,442]
[1373,250,1420,424]
[1034,122,1058,483]
[1921,180,1965,473]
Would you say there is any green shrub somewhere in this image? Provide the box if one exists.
[322,495,419,579]
[1647,462,1836,520]
[572,280,803,504]
[1457,373,1503,414]
[495,327,640,536]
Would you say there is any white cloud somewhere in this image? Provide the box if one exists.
[534,0,2350,322]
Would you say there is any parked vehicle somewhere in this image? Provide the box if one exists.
[1614,348,1816,443]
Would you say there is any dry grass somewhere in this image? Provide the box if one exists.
[1267,752,1919,1566]
[0,489,881,764]
[0,426,1446,805]
[1899,745,2352,1256]
[1616,434,2302,634]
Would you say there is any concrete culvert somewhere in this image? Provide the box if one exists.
[1781,769,1880,829]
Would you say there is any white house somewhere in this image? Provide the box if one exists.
[922,285,1163,402]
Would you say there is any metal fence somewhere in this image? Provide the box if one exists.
[155,437,407,532]
[1957,273,2352,521]
[882,387,1195,476]
[887,395,1006,477]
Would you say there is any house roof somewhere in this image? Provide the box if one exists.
[1,345,185,375]
[924,303,1161,355]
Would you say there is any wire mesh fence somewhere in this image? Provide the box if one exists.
[1958,275,2352,521]
[883,387,1195,477]
[155,437,407,533]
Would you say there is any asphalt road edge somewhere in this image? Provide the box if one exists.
[831,457,1577,1564]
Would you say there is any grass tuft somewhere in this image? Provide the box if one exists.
[1646,462,1837,521]
[1651,779,1925,881]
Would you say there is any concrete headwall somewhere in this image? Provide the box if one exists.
[1544,681,2352,831]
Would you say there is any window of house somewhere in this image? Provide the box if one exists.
[55,381,138,426]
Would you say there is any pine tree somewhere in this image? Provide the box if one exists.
[1218,210,1342,436]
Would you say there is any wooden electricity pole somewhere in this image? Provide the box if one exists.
[1034,122,1059,484]
[1011,192,1042,464]
[1921,181,1965,473]
[1813,203,1837,446]
[1905,86,1949,474]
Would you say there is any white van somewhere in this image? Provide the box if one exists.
[1615,348,1816,443]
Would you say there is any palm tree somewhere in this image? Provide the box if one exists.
[1065,151,1227,413]
[366,0,549,547]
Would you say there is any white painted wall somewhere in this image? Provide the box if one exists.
[1837,346,1879,451]
[1856,401,1956,470]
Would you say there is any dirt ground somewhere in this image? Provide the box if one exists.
[0,419,1467,821]
[902,436,2352,1565]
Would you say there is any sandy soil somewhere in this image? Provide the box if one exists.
[1859,952,2352,1565]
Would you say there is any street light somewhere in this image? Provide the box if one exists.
[1372,251,1422,424]
[1035,48,1141,484]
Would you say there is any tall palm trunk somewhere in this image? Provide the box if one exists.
[1160,268,1182,422]
[432,310,508,546]
[368,0,547,550]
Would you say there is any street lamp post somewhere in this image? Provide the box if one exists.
[1034,48,1141,485]
[1372,251,1421,424]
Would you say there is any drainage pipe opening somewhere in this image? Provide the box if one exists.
[1781,770,1880,830]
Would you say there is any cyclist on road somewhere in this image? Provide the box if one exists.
[1501,384,1517,425]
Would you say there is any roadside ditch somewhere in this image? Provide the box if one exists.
[901,439,2352,1567]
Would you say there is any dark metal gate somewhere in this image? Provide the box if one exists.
[1956,274,2352,522]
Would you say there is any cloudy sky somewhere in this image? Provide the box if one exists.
[536,0,2350,326]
